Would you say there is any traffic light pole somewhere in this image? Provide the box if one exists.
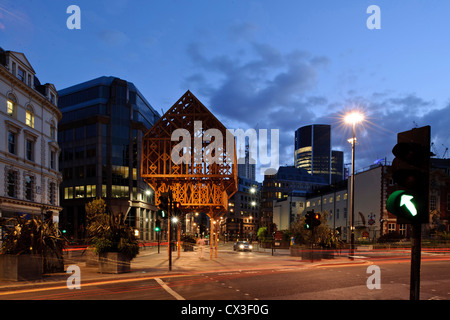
[168,190,172,271]
[410,223,422,300]
[157,230,160,254]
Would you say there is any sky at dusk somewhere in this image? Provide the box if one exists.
[2,0,450,182]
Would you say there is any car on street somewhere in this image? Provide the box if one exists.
[233,241,253,252]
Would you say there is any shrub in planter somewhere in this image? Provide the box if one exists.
[0,214,66,280]
[86,198,139,273]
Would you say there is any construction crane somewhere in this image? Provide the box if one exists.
[442,144,448,158]
[431,142,449,158]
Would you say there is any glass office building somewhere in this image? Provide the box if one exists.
[58,76,160,241]
[294,124,344,184]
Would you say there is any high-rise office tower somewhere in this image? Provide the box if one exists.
[294,124,343,184]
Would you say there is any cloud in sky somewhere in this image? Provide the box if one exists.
[183,39,450,180]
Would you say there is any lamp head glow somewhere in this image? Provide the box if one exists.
[345,112,364,125]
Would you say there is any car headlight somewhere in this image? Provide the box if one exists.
[239,244,244,249]
[249,245,253,249]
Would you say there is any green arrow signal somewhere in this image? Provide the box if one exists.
[400,194,417,216]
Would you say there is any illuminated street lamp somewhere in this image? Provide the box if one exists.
[345,111,364,257]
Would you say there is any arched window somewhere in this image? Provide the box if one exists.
[26,105,34,128]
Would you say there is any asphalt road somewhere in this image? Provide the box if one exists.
[1,248,450,301]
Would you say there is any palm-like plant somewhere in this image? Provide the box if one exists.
[0,213,67,272]
[86,198,139,261]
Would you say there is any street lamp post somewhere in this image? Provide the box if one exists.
[345,112,364,258]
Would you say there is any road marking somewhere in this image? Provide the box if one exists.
[155,278,185,300]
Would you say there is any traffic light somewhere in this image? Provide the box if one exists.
[312,212,321,227]
[387,126,431,224]
[158,192,170,211]
[155,220,161,232]
[157,209,167,219]
[157,192,170,219]
[304,210,314,230]
[172,201,182,216]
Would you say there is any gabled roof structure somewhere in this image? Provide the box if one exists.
[142,90,237,215]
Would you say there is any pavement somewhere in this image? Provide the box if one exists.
[0,243,368,292]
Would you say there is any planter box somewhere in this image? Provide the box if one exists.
[85,247,99,267]
[0,254,43,281]
[43,249,64,273]
[98,252,131,274]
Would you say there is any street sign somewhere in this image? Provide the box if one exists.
[274,231,283,241]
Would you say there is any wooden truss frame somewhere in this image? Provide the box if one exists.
[142,90,237,219]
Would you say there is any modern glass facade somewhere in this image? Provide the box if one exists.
[58,76,160,241]
[294,124,343,184]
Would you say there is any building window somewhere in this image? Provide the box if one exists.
[75,186,85,198]
[430,195,436,211]
[26,139,34,161]
[50,121,56,139]
[49,182,56,205]
[86,185,97,198]
[50,151,56,170]
[75,146,84,160]
[86,165,96,178]
[6,170,18,198]
[8,131,16,154]
[17,67,25,82]
[24,175,34,201]
[399,224,407,236]
[7,100,15,117]
[64,187,74,199]
[388,223,396,233]
[26,107,34,128]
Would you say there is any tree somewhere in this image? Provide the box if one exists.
[289,211,337,248]
[257,227,268,242]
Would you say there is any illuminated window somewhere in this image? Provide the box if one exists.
[26,106,34,128]
[75,186,84,198]
[86,185,97,198]
[7,100,14,117]
[64,187,74,199]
